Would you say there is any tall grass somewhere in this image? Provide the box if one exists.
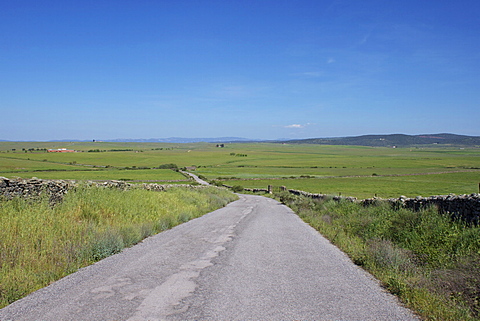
[0,185,237,308]
[276,191,480,320]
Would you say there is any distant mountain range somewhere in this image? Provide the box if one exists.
[2,137,256,143]
[102,133,480,146]
[2,134,479,146]
[21,137,258,143]
[280,133,480,147]
[103,137,257,143]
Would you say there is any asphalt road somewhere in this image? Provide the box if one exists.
[180,171,210,185]
[0,194,418,320]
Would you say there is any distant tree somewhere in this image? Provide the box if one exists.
[157,163,178,170]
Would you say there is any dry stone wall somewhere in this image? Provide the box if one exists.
[0,177,75,204]
[288,189,480,224]
[222,184,480,223]
[3,177,478,223]
[0,177,212,205]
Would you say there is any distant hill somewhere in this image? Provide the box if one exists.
[33,137,255,143]
[280,134,480,147]
[3,134,479,146]
[104,137,256,143]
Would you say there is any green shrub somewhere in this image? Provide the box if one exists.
[157,163,178,170]
[88,229,124,261]
[231,185,244,192]
[211,180,225,187]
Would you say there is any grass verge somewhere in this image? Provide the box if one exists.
[0,185,237,308]
[275,191,480,320]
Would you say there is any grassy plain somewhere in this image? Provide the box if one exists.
[1,169,188,182]
[1,141,479,197]
[1,141,479,317]
[235,172,480,199]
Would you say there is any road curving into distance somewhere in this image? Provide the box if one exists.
[0,194,418,320]
[180,170,210,185]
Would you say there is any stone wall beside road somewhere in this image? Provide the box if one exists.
[288,189,480,224]
[0,177,211,205]
[2,177,478,224]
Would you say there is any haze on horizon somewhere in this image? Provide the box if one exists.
[1,1,479,141]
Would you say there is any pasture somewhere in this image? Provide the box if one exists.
[0,142,479,198]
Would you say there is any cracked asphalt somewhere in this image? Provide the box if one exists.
[0,194,418,320]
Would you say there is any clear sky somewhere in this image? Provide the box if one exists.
[1,0,479,141]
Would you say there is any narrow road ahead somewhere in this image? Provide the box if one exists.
[180,171,210,185]
[0,195,418,320]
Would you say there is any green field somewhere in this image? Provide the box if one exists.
[1,142,479,197]
[1,169,188,182]
[2,141,479,318]
[237,172,480,199]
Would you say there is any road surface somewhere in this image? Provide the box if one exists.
[180,171,210,185]
[0,194,418,320]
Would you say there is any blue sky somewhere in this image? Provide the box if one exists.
[1,0,479,141]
